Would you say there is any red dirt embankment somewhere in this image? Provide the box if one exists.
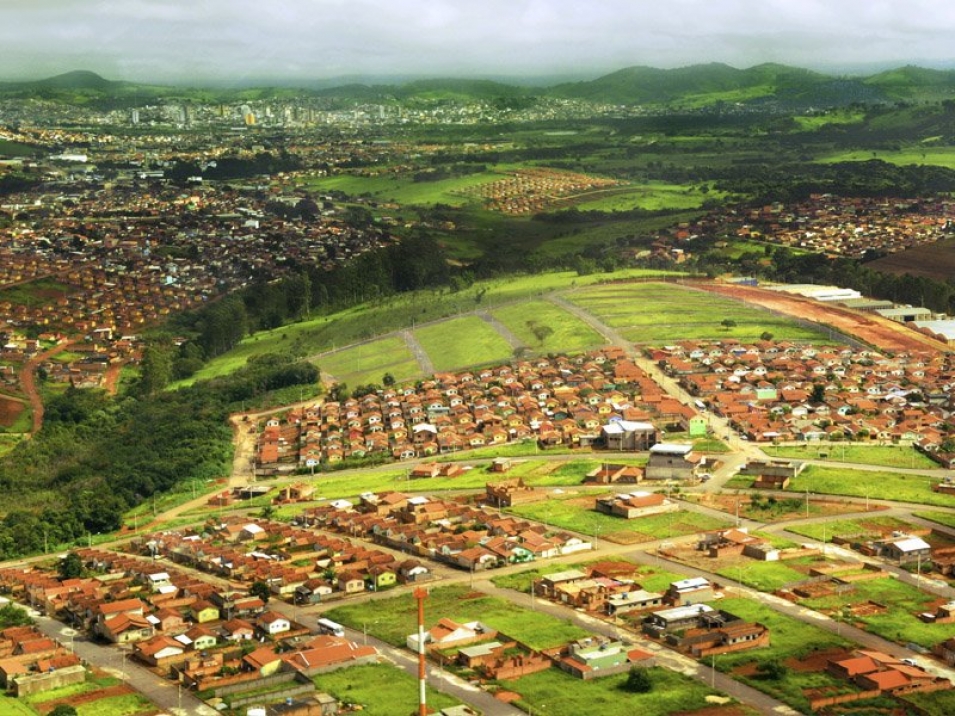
[699,283,950,353]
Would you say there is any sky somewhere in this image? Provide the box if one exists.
[4,0,955,85]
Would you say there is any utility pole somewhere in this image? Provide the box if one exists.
[414,587,428,716]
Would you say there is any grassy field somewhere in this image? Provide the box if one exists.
[913,510,955,530]
[788,465,955,507]
[569,182,724,212]
[491,300,604,354]
[0,695,35,715]
[768,444,937,469]
[414,314,515,372]
[74,693,155,716]
[316,334,422,387]
[0,278,73,308]
[798,575,946,649]
[713,597,854,714]
[903,689,955,715]
[785,515,917,543]
[565,282,831,343]
[313,662,460,714]
[715,556,824,592]
[175,268,679,387]
[492,560,683,594]
[0,433,23,456]
[501,666,729,716]
[817,146,955,169]
[506,496,730,544]
[324,584,590,651]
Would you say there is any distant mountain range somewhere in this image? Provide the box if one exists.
[6,63,955,109]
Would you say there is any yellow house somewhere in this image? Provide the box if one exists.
[190,600,220,624]
[243,646,283,676]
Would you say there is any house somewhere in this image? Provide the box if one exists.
[243,646,284,676]
[643,604,716,635]
[645,443,704,480]
[258,611,291,636]
[665,577,717,605]
[559,636,655,680]
[585,463,643,484]
[881,536,932,565]
[406,618,495,651]
[595,491,677,519]
[133,635,185,666]
[220,618,255,641]
[601,420,658,451]
[606,589,665,616]
[189,600,220,624]
[283,635,378,675]
[99,613,155,644]
[485,478,543,507]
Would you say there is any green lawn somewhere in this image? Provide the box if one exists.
[312,663,460,715]
[501,666,729,716]
[789,465,955,507]
[715,556,822,592]
[316,335,422,387]
[491,300,604,354]
[0,695,39,715]
[566,282,830,343]
[768,444,937,469]
[506,497,730,544]
[324,585,589,651]
[414,315,515,372]
[570,182,725,212]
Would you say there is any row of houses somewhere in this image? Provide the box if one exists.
[257,349,700,469]
[297,489,590,571]
[655,340,955,453]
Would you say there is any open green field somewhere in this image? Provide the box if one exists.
[491,300,604,354]
[913,510,955,530]
[323,584,590,651]
[904,689,955,716]
[569,182,724,212]
[798,575,946,649]
[313,662,460,714]
[175,268,680,387]
[316,334,422,387]
[506,496,730,544]
[768,444,937,469]
[0,433,24,456]
[715,555,823,592]
[0,139,38,157]
[713,597,854,714]
[297,166,511,207]
[74,693,155,716]
[565,282,831,343]
[414,314,515,372]
[785,515,918,543]
[817,146,955,169]
[0,695,35,715]
[0,278,73,308]
[788,465,955,507]
[501,666,730,716]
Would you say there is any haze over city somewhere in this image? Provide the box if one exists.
[5,0,955,85]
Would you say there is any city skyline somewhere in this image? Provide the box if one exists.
[4,0,955,86]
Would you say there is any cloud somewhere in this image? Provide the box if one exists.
[3,0,955,83]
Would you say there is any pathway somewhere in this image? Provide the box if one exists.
[478,309,525,351]
[402,329,435,376]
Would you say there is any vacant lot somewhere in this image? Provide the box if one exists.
[501,665,728,716]
[313,662,460,714]
[0,278,74,308]
[415,314,515,371]
[768,444,937,469]
[506,495,730,544]
[317,334,422,387]
[491,300,604,354]
[789,465,955,507]
[566,282,829,343]
[324,584,590,651]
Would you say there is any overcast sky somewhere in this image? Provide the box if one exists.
[4,0,955,85]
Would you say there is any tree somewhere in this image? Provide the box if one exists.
[58,551,84,580]
[49,706,78,716]
[622,666,652,693]
[382,372,395,387]
[249,580,271,604]
[139,343,173,396]
[531,323,554,345]
[811,383,826,404]
[0,603,34,629]
[757,659,788,680]
[720,318,737,330]
[760,331,774,341]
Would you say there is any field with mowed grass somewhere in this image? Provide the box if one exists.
[312,662,461,714]
[565,282,830,343]
[492,559,683,594]
[500,666,732,716]
[788,465,955,507]
[316,334,422,387]
[323,585,590,651]
[491,300,604,353]
[414,314,514,372]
